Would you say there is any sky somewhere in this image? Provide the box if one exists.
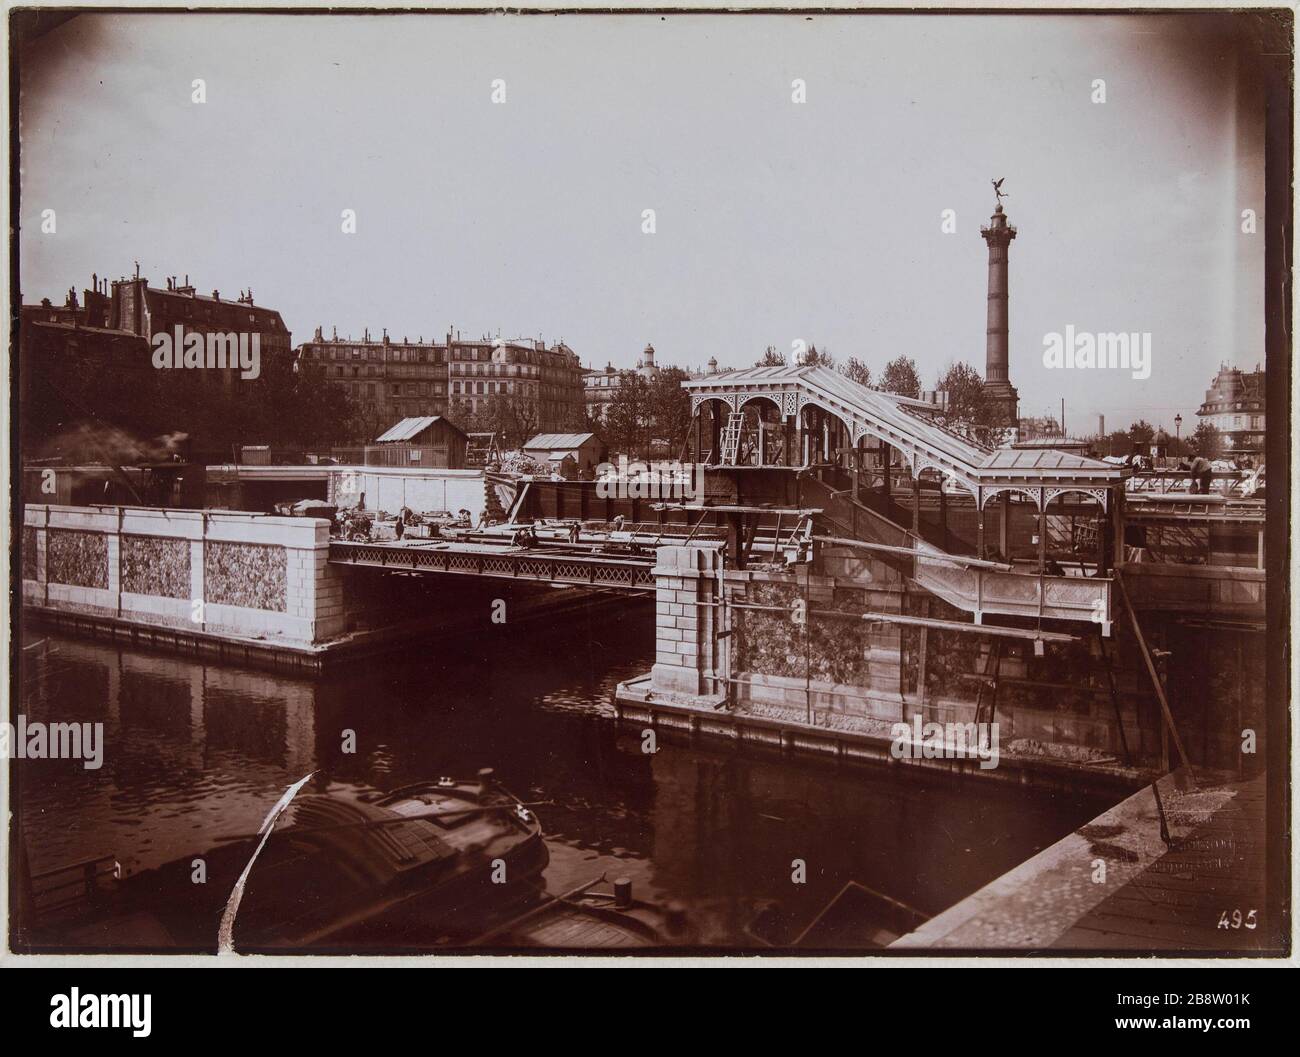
[18,11,1267,435]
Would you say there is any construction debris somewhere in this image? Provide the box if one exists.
[496,450,551,476]
[328,505,475,542]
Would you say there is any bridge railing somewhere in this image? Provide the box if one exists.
[913,543,1111,625]
[803,473,1112,624]
[329,540,658,591]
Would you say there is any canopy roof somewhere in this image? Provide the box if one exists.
[683,364,1128,503]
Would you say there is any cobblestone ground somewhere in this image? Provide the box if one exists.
[891,771,1266,951]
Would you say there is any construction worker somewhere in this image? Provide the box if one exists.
[1184,454,1213,494]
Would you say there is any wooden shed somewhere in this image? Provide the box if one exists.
[372,416,469,468]
[521,432,604,476]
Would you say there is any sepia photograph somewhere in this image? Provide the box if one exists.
[2,1,1293,1000]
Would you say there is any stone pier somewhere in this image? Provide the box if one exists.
[649,542,726,705]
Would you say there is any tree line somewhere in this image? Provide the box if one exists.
[587,367,693,459]
[752,345,1225,456]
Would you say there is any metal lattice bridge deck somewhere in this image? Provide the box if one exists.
[328,540,658,592]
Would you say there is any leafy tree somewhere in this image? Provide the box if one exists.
[24,337,364,458]
[587,365,696,460]
[266,358,361,448]
[445,397,481,435]
[1191,421,1222,458]
[934,361,991,424]
[804,344,835,368]
[755,345,786,367]
[515,396,545,443]
[579,404,608,452]
[443,393,543,449]
[348,400,385,445]
[604,372,654,458]
[839,357,873,389]
[1128,420,1156,448]
[648,366,693,457]
[476,396,519,448]
[880,355,921,398]
[1149,428,1186,459]
[557,400,588,434]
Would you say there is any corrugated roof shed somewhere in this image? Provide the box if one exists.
[375,416,465,443]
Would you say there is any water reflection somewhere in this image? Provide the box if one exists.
[16,605,1109,949]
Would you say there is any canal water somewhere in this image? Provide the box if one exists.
[16,601,1110,950]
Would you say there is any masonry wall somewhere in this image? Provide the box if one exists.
[643,539,1244,769]
[22,505,346,645]
[729,570,907,726]
[725,559,1152,756]
[650,544,724,700]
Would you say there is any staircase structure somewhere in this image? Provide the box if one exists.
[684,364,1131,629]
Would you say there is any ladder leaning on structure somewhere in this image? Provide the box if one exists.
[719,413,744,465]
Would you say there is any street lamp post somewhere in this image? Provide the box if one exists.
[1174,413,1182,450]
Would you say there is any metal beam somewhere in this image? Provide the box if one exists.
[712,598,1078,642]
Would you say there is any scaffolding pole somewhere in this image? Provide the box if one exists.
[1114,569,1194,781]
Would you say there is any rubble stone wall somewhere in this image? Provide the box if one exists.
[46,529,109,589]
[120,535,191,599]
